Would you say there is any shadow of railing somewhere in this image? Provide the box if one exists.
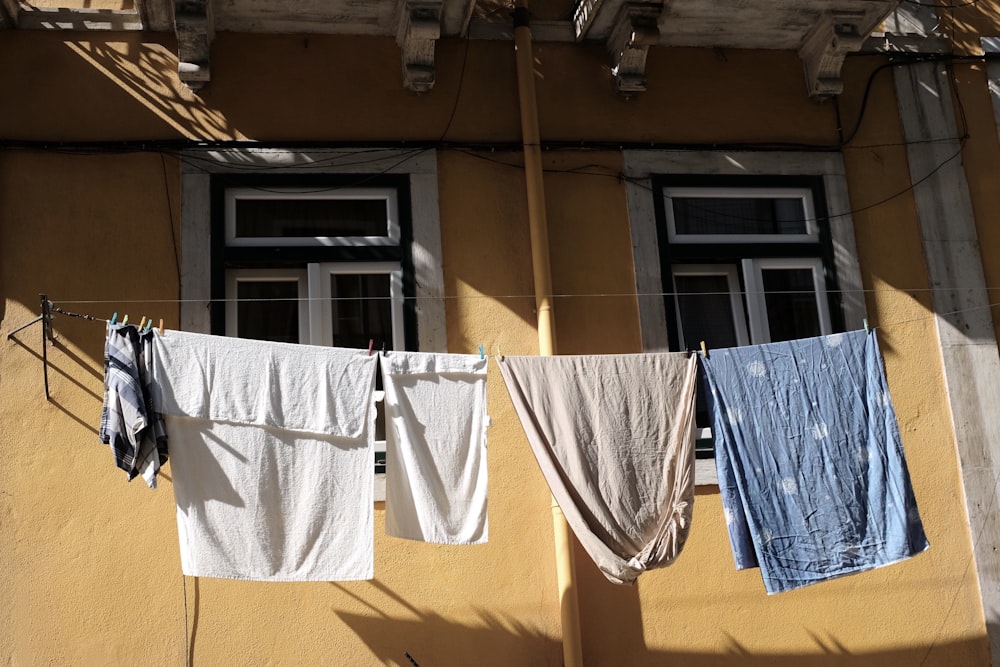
[333,605,988,667]
[328,578,989,666]
[62,36,242,140]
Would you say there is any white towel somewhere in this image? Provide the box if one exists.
[498,353,698,584]
[153,330,377,581]
[380,351,489,544]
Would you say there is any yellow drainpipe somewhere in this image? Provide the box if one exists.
[512,3,584,665]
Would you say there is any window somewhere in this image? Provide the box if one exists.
[655,178,841,352]
[653,177,844,463]
[213,177,414,350]
[180,148,448,497]
[212,176,411,486]
[624,151,866,484]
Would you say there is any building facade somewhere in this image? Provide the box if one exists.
[2,0,999,664]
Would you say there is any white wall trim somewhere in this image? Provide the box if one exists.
[895,62,1000,666]
[179,147,447,352]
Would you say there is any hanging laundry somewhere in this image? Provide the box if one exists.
[498,353,698,585]
[99,323,168,489]
[379,351,489,545]
[700,329,929,594]
[152,330,378,582]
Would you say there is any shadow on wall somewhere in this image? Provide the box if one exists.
[649,637,989,667]
[336,609,561,667]
[7,331,104,427]
[60,36,241,139]
[333,606,987,667]
[328,578,560,665]
[324,578,989,667]
[990,621,999,667]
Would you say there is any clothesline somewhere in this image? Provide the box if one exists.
[35,298,1000,335]
[41,286,1000,305]
[5,294,988,406]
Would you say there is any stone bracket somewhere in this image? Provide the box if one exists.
[135,0,173,32]
[396,1,442,93]
[175,0,214,91]
[607,3,661,96]
[799,11,867,99]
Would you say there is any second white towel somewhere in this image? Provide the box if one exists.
[380,351,490,545]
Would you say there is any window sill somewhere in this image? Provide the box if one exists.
[694,457,719,487]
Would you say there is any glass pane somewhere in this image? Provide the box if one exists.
[330,274,393,350]
[374,396,387,474]
[236,280,299,344]
[671,197,807,236]
[674,274,740,350]
[235,198,388,238]
[761,268,821,342]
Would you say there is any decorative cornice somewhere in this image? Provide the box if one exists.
[396,1,442,93]
[607,3,661,96]
[175,0,213,91]
[135,0,173,32]
[799,11,867,99]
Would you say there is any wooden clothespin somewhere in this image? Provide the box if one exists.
[121,314,129,325]
[139,316,147,331]
[158,319,164,335]
[367,339,374,356]
[700,340,708,358]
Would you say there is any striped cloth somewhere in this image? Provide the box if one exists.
[99,323,168,489]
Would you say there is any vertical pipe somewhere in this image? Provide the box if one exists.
[512,4,584,666]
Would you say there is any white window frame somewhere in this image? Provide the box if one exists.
[181,148,448,501]
[671,264,749,350]
[181,148,446,353]
[224,263,405,352]
[309,261,405,351]
[742,257,832,344]
[225,268,309,342]
[224,186,401,247]
[664,186,819,244]
[624,150,866,486]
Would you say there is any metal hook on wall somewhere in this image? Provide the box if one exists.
[5,294,55,401]
[4,295,51,399]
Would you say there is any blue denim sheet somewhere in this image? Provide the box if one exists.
[701,330,928,594]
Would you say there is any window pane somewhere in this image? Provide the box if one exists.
[236,281,299,343]
[373,392,387,473]
[761,268,821,342]
[671,197,807,236]
[235,198,388,238]
[674,274,740,350]
[330,274,392,350]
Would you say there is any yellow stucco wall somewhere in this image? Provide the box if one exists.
[0,23,994,667]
